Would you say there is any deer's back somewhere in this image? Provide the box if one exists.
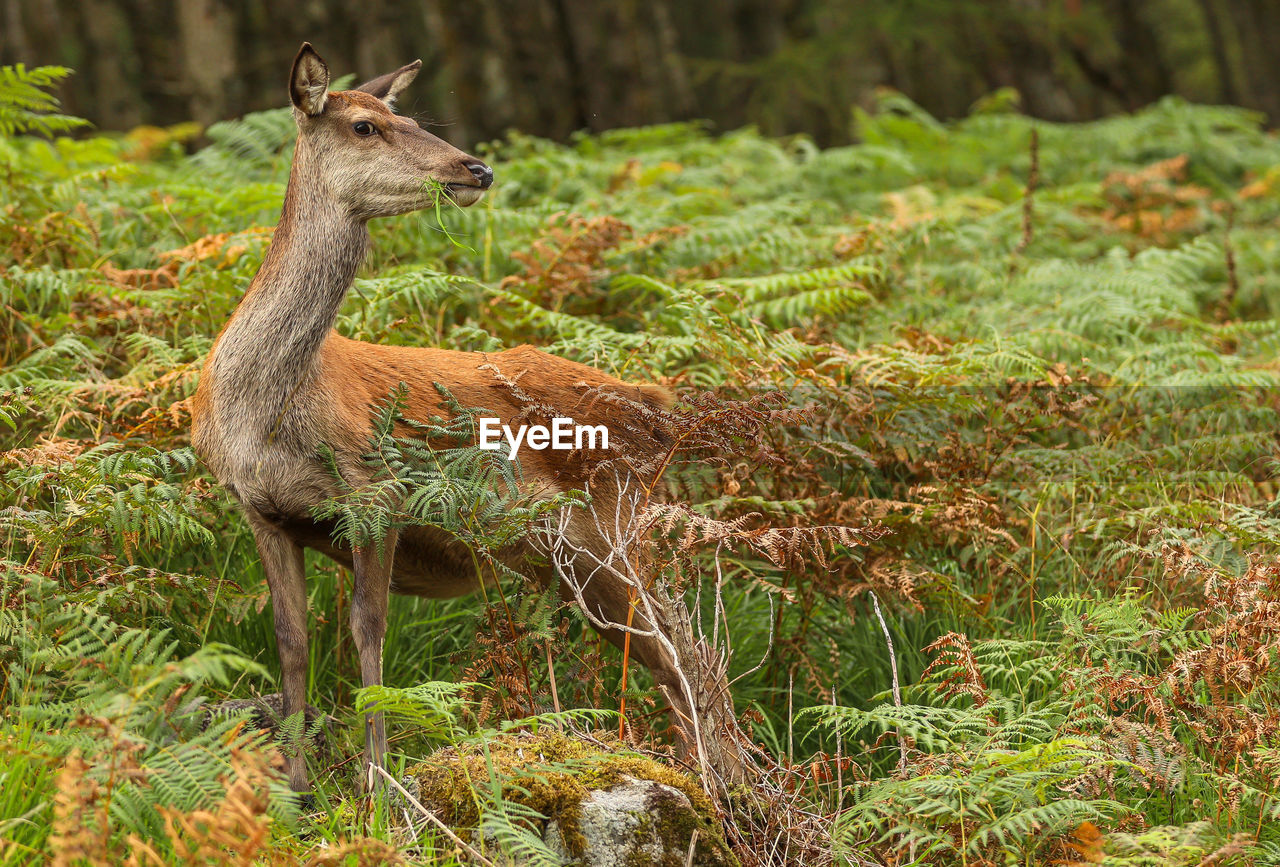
[193,332,671,594]
[324,334,671,475]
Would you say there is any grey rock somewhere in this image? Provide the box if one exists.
[544,775,733,867]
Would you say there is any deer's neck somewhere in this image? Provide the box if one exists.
[209,146,369,419]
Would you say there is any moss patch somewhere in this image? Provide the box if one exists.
[407,731,735,865]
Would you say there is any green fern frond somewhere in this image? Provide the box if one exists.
[0,65,89,138]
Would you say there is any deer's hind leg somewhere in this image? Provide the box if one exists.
[350,528,399,791]
[546,511,746,786]
[542,514,696,727]
[249,516,310,793]
[560,566,686,699]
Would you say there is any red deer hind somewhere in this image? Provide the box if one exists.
[192,44,737,794]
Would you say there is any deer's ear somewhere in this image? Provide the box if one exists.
[355,60,422,108]
[290,43,330,116]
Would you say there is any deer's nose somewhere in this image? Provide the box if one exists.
[464,160,493,190]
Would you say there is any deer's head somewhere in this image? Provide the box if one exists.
[288,43,492,219]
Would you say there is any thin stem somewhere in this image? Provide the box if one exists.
[868,590,906,774]
[371,764,498,867]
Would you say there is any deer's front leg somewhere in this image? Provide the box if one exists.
[250,518,310,793]
[351,528,398,791]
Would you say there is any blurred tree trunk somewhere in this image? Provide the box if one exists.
[1195,0,1239,103]
[1220,0,1280,121]
[176,0,238,126]
[961,3,1078,120]
[346,0,402,85]
[1,0,31,61]
[76,0,143,128]
[558,0,694,133]
[1104,0,1173,108]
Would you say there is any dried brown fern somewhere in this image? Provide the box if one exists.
[921,632,991,708]
[125,733,285,867]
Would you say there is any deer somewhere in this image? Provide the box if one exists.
[191,44,745,796]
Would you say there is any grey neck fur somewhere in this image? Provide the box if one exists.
[208,137,369,431]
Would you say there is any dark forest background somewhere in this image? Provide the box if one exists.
[2,0,1279,146]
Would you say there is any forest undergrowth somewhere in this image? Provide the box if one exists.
[3,65,1280,865]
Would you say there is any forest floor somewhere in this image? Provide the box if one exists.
[4,71,1280,865]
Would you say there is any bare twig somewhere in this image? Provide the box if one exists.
[711,541,726,649]
[545,640,562,722]
[787,668,795,766]
[532,465,756,796]
[535,479,717,791]
[868,590,906,774]
[372,764,498,867]
[728,592,775,688]
[685,828,700,867]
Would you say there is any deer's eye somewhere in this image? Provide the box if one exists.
[353,121,376,137]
